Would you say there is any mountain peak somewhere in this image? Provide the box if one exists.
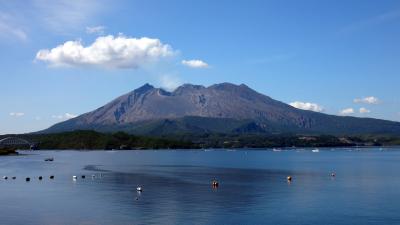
[44,82,400,136]
[134,83,155,94]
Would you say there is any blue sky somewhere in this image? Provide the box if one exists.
[1,0,400,134]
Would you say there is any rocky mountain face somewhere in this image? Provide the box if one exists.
[42,83,400,135]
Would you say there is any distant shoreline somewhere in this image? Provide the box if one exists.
[2,130,400,151]
[13,145,400,152]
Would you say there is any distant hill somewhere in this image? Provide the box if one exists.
[42,83,400,136]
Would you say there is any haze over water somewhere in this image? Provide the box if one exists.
[0,148,399,225]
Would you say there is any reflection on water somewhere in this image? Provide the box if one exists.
[1,148,400,225]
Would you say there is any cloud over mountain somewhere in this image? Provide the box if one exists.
[354,96,379,104]
[289,101,323,112]
[359,107,371,114]
[339,108,355,115]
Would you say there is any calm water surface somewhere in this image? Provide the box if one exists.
[1,148,400,225]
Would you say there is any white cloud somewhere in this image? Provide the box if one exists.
[159,74,182,91]
[52,113,77,120]
[181,59,209,68]
[36,35,175,69]
[9,112,25,117]
[354,96,379,104]
[86,26,105,35]
[359,107,371,114]
[289,101,324,112]
[339,108,355,115]
[65,113,77,119]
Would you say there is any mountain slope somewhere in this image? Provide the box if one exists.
[42,83,400,135]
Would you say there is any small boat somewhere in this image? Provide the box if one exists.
[44,157,54,162]
[72,176,77,180]
[212,180,219,188]
[273,148,282,152]
[3,176,8,180]
[312,149,320,153]
[136,186,143,192]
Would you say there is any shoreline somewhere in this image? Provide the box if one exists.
[0,149,18,156]
[14,145,400,152]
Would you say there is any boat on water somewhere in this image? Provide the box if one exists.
[136,186,143,192]
[312,149,320,153]
[44,157,54,162]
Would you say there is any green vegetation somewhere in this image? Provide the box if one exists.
[20,130,196,150]
[2,130,400,151]
[0,149,17,155]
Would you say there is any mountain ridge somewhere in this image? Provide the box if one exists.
[41,83,400,136]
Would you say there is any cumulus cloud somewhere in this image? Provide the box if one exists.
[354,96,379,104]
[9,112,25,117]
[181,59,209,68]
[339,108,355,115]
[52,113,77,120]
[86,26,105,35]
[289,101,324,112]
[36,35,175,69]
[359,107,371,114]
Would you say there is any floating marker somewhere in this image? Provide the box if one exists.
[26,177,30,182]
[38,176,43,180]
[287,176,292,182]
[3,176,8,180]
[81,175,86,179]
[136,186,143,192]
[212,180,219,188]
[50,175,54,179]
[12,176,16,180]
[72,176,77,180]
